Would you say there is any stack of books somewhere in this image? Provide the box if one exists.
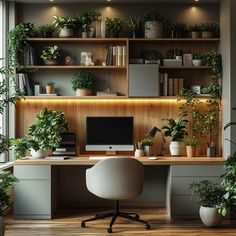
[15,73,33,96]
[106,46,127,66]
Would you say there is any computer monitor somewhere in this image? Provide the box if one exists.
[86,116,134,151]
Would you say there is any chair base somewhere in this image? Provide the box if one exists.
[81,200,150,233]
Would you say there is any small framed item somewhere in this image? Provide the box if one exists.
[191,85,201,94]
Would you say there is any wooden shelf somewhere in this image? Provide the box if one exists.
[159,66,212,69]
[129,38,220,42]
[20,65,127,70]
[23,96,128,100]
[27,38,128,43]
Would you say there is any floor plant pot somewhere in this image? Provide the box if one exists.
[192,59,202,66]
[202,31,214,38]
[30,149,52,159]
[76,88,92,96]
[199,206,222,227]
[145,21,163,38]
[191,31,201,38]
[44,59,58,66]
[59,28,74,38]
[0,216,4,236]
[169,141,184,156]
[186,146,196,157]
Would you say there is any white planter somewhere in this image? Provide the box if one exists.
[199,206,222,227]
[59,28,74,38]
[144,146,152,157]
[135,149,144,157]
[145,21,163,39]
[76,88,92,96]
[0,216,4,236]
[192,59,202,67]
[169,141,184,156]
[30,149,52,159]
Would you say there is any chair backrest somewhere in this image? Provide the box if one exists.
[86,157,144,200]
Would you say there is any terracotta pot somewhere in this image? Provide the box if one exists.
[202,31,214,38]
[191,31,201,38]
[46,86,54,94]
[169,141,184,156]
[44,59,58,66]
[30,149,52,159]
[76,88,92,96]
[199,206,222,227]
[59,28,74,38]
[186,146,196,157]
[145,21,163,38]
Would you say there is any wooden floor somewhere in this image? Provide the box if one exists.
[4,208,236,236]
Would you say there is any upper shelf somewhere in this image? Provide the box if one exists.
[129,38,220,42]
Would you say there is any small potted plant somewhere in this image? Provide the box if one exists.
[162,112,188,156]
[40,45,61,65]
[141,138,153,157]
[105,17,123,38]
[189,180,225,227]
[142,10,164,38]
[71,71,95,96]
[185,139,197,157]
[189,24,201,38]
[201,23,219,38]
[52,16,76,37]
[37,24,55,38]
[127,17,143,38]
[192,53,203,66]
[46,82,55,94]
[10,138,30,159]
[0,171,19,235]
[172,22,188,38]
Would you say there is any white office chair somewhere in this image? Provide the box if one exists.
[81,157,150,233]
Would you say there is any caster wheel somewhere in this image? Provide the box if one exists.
[107,227,112,233]
[134,214,140,219]
[81,222,86,228]
[145,224,150,230]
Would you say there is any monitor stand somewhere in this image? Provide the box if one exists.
[106,151,117,156]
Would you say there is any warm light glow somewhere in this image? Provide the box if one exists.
[49,0,54,2]
[107,0,111,1]
[195,0,199,2]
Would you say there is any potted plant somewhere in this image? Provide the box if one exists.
[37,24,55,38]
[172,22,188,38]
[189,24,201,38]
[141,138,153,157]
[10,138,30,159]
[127,17,143,38]
[0,171,19,235]
[142,10,164,38]
[27,108,68,158]
[52,16,76,37]
[46,82,55,94]
[40,45,61,65]
[192,53,203,66]
[105,17,123,38]
[162,112,188,156]
[185,139,197,157]
[71,71,95,96]
[201,23,219,38]
[189,180,225,227]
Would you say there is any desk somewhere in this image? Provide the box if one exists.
[14,156,224,220]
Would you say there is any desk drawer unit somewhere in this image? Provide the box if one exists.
[167,164,223,219]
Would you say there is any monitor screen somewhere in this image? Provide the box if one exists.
[86,117,134,151]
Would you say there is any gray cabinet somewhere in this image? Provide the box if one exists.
[166,164,223,219]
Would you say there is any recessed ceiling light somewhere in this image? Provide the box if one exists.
[49,0,54,2]
[107,0,111,2]
[195,0,199,2]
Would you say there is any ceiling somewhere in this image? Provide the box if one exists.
[10,0,220,4]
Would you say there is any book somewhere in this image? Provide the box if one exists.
[112,46,116,66]
[100,20,106,38]
[168,78,174,96]
[95,20,101,38]
[183,54,193,66]
[178,78,184,92]
[122,46,127,66]
[38,93,58,96]
[117,46,123,66]
[173,78,179,96]
[159,73,164,96]
[163,73,168,96]
[97,91,118,96]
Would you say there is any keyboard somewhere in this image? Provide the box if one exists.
[89,156,118,160]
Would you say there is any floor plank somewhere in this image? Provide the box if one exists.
[4,208,236,236]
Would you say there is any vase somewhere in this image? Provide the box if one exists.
[0,216,4,236]
[76,88,92,96]
[199,206,222,227]
[145,21,163,38]
[59,28,74,38]
[30,149,52,159]
[169,141,184,156]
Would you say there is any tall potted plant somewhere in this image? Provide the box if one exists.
[0,171,19,235]
[189,180,225,227]
[71,71,95,96]
[162,112,188,156]
[127,17,143,38]
[52,16,76,37]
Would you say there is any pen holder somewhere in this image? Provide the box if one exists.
[207,147,216,157]
[135,149,144,157]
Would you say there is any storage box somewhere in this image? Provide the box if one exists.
[163,59,182,66]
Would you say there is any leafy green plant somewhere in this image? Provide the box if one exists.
[201,22,219,34]
[47,82,55,87]
[142,10,164,22]
[189,24,201,32]
[186,139,197,146]
[80,8,101,32]
[106,17,123,37]
[71,71,95,90]
[193,53,203,60]
[10,138,30,159]
[142,138,153,147]
[37,24,55,38]
[189,180,225,207]
[127,17,144,37]
[0,171,19,216]
[52,16,76,29]
[162,112,188,141]
[27,108,68,151]
[40,45,61,61]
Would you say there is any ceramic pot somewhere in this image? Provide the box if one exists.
[82,32,88,38]
[30,149,52,159]
[145,21,163,38]
[46,86,54,94]
[144,146,152,157]
[199,206,222,227]
[76,88,92,96]
[89,28,95,38]
[192,59,202,66]
[186,146,196,157]
[191,31,201,38]
[0,216,4,236]
[44,59,58,66]
[59,28,74,38]
[169,141,184,156]
[135,149,144,157]
[202,31,214,38]
[207,147,216,157]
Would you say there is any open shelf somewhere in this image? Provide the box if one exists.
[159,66,212,70]
[27,38,128,43]
[129,38,220,42]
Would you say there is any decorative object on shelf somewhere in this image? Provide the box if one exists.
[189,180,224,227]
[40,45,61,65]
[37,24,55,38]
[105,17,123,38]
[52,16,76,37]
[46,82,55,94]
[134,141,144,157]
[65,56,76,65]
[185,139,197,157]
[34,82,41,96]
[192,53,203,66]
[201,22,219,38]
[0,171,19,235]
[183,54,193,66]
[96,88,118,96]
[72,71,95,96]
[85,52,94,66]
[162,112,188,156]
[191,85,201,94]
[207,144,216,157]
[143,10,163,38]
[189,24,201,38]
[127,17,143,38]
[142,50,161,64]
[141,138,153,157]
[10,138,31,159]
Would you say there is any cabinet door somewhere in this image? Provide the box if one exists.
[128,64,160,97]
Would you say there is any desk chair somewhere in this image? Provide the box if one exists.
[81,157,150,233]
